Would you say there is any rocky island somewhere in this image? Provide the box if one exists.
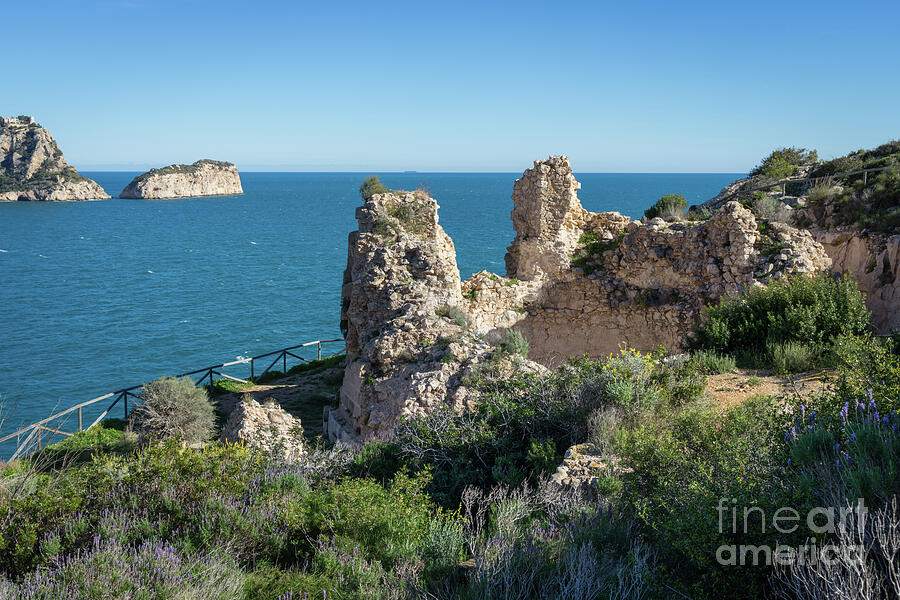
[0,116,109,201]
[119,159,243,199]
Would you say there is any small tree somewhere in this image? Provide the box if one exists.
[749,147,818,180]
[644,194,688,220]
[132,376,215,444]
[359,175,388,201]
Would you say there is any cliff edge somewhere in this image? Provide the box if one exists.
[120,159,243,199]
[0,116,109,202]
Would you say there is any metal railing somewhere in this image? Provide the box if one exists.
[0,338,345,461]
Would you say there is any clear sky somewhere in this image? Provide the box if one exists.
[5,0,898,172]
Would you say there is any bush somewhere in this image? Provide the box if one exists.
[132,376,216,444]
[1,539,244,600]
[644,193,688,220]
[689,350,736,374]
[688,273,870,369]
[749,147,818,180]
[359,175,388,201]
[767,340,817,374]
[498,329,529,358]
[617,395,790,598]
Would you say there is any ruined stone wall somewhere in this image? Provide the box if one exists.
[328,157,834,441]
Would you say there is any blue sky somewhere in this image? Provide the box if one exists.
[5,0,898,172]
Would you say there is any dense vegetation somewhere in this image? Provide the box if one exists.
[2,276,899,599]
[643,193,688,220]
[806,141,900,231]
[748,147,819,180]
[688,273,870,372]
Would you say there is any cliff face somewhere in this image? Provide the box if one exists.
[0,116,109,201]
[325,189,544,442]
[329,157,831,441]
[120,160,242,199]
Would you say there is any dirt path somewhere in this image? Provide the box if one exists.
[705,369,832,408]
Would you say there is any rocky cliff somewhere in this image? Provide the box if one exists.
[326,189,545,442]
[120,160,242,199]
[328,157,831,441]
[0,116,109,201]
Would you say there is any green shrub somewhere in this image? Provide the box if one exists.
[132,376,216,444]
[359,175,388,201]
[644,193,688,220]
[617,395,790,598]
[497,329,529,358]
[243,565,335,600]
[767,340,817,374]
[689,350,736,374]
[830,334,900,413]
[749,147,818,180]
[688,273,869,369]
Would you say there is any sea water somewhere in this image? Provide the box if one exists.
[0,171,740,454]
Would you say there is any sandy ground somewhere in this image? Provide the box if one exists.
[705,368,832,408]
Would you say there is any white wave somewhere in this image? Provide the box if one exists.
[250,241,257,245]
[147,270,154,274]
[0,249,7,253]
[39,254,48,258]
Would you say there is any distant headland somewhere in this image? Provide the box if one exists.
[0,116,109,202]
[119,159,243,199]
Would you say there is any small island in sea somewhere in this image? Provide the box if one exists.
[0,116,109,201]
[119,159,243,199]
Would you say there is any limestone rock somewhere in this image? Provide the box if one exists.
[120,160,242,199]
[326,189,545,443]
[328,158,833,441]
[0,116,109,202]
[505,156,586,280]
[221,397,305,461]
[549,443,627,491]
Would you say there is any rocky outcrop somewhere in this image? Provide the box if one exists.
[325,189,544,443]
[328,157,832,441]
[120,160,242,199]
[221,397,305,461]
[500,158,830,364]
[0,116,109,202]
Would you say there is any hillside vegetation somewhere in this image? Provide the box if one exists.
[2,274,899,599]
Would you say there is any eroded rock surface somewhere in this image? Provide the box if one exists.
[325,190,544,442]
[120,159,242,199]
[0,116,109,201]
[221,397,305,461]
[328,157,832,441]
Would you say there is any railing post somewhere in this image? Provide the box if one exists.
[250,358,254,381]
[318,342,322,361]
[123,392,128,420]
[78,407,83,432]
[283,351,287,373]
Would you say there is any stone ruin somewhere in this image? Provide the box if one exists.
[325,157,832,442]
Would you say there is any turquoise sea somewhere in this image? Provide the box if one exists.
[0,171,741,455]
